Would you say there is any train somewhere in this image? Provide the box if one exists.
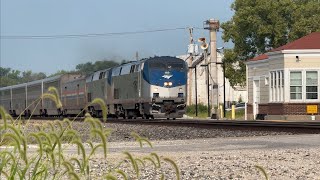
[0,56,188,119]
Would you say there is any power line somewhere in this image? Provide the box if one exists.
[0,27,189,40]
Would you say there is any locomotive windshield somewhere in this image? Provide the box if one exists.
[149,62,185,72]
[143,57,187,87]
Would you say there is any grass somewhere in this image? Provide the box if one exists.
[186,104,245,119]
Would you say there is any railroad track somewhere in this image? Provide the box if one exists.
[111,119,320,130]
[21,117,320,129]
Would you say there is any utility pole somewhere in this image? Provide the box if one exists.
[198,38,210,117]
[135,51,139,61]
[204,19,220,119]
[187,28,194,105]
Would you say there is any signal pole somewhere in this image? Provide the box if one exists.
[135,51,139,61]
[198,38,210,117]
[204,19,220,119]
[187,28,194,105]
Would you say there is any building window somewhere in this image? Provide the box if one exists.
[306,71,318,99]
[265,76,269,86]
[280,71,284,101]
[270,70,284,102]
[276,71,280,101]
[270,71,275,101]
[290,72,302,100]
[270,72,274,88]
[281,70,284,87]
[270,71,274,101]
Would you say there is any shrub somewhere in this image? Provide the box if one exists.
[186,104,208,115]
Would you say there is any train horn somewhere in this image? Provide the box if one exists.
[200,43,208,50]
[198,37,208,50]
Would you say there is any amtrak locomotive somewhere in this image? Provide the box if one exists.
[0,56,188,119]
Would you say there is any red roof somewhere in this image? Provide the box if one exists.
[249,54,268,61]
[271,32,320,52]
[249,32,320,61]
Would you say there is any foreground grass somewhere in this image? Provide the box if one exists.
[0,87,180,179]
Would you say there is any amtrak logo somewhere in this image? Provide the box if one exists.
[162,71,173,79]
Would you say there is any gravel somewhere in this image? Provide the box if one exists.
[20,120,300,143]
[6,120,320,179]
[75,141,320,179]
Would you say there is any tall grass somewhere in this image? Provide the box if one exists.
[0,86,180,179]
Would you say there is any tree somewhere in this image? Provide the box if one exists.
[76,60,119,75]
[0,67,11,77]
[0,59,123,87]
[21,71,47,82]
[75,62,94,75]
[0,67,47,87]
[0,67,21,87]
[49,70,73,77]
[221,0,320,87]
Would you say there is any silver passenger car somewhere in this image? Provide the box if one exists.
[0,73,82,117]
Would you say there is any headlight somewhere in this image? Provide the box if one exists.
[154,88,158,92]
[179,88,183,92]
[164,82,172,86]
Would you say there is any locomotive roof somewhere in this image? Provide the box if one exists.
[143,56,184,63]
[91,56,183,73]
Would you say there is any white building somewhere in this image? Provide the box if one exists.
[178,52,247,107]
[246,32,320,120]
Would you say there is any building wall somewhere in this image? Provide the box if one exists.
[284,52,320,68]
[247,60,269,104]
[268,54,285,69]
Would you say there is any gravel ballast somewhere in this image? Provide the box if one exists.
[6,120,320,179]
[86,135,320,179]
[98,147,320,179]
[20,120,302,142]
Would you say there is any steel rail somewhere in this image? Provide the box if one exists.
[24,117,320,129]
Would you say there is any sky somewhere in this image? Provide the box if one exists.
[0,0,234,75]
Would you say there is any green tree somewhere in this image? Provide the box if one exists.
[0,67,47,87]
[0,67,21,87]
[49,70,74,77]
[221,0,320,87]
[76,60,120,75]
[0,67,11,77]
[21,71,47,82]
